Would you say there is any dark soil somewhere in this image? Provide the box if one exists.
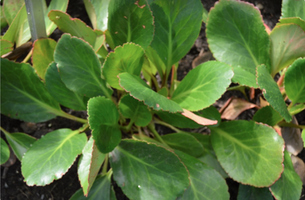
[1,0,304,200]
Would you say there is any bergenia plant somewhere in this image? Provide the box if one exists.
[0,0,304,199]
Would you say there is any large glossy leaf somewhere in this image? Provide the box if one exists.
[0,39,13,56]
[171,61,233,111]
[83,0,110,31]
[103,43,144,89]
[190,133,228,178]
[118,72,183,113]
[156,105,221,129]
[2,129,36,161]
[281,0,305,20]
[88,96,121,153]
[257,65,292,122]
[21,129,87,186]
[269,23,305,75]
[54,34,112,98]
[161,132,204,157]
[32,38,57,80]
[110,140,190,200]
[253,105,283,126]
[284,58,305,104]
[78,137,106,196]
[3,0,24,25]
[211,120,284,187]
[206,0,270,87]
[108,0,153,49]
[0,138,10,164]
[48,10,105,52]
[237,184,273,200]
[119,95,151,127]
[45,62,87,111]
[2,4,27,45]
[270,150,302,200]
[175,150,229,200]
[70,172,112,200]
[1,59,61,122]
[149,0,203,74]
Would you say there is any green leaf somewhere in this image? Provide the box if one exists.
[0,138,10,164]
[108,0,153,49]
[190,133,228,178]
[78,137,106,196]
[21,129,87,186]
[149,0,203,73]
[0,39,13,56]
[3,0,24,25]
[257,65,292,122]
[54,34,112,98]
[270,150,302,200]
[161,132,204,157]
[253,105,283,126]
[289,104,305,116]
[88,96,121,153]
[302,129,305,147]
[119,95,151,127]
[211,120,284,187]
[175,150,229,200]
[83,0,110,31]
[0,58,61,122]
[278,17,305,31]
[270,23,305,75]
[171,61,233,111]
[45,62,87,111]
[32,38,57,80]
[281,0,305,20]
[237,184,273,200]
[118,72,183,112]
[2,130,36,161]
[103,43,144,89]
[48,10,105,52]
[0,6,8,30]
[202,7,208,24]
[284,58,305,104]
[70,172,112,200]
[206,0,270,87]
[2,5,27,44]
[110,139,190,200]
[144,46,166,79]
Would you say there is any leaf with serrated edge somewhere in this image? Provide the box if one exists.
[54,34,112,98]
[270,24,305,75]
[119,95,151,127]
[171,61,233,111]
[1,59,61,122]
[118,72,183,113]
[110,139,190,200]
[175,150,229,200]
[2,130,36,161]
[206,0,270,87]
[70,172,112,200]
[45,62,87,111]
[103,43,144,90]
[253,105,283,126]
[78,137,106,196]
[21,129,87,186]
[108,0,153,49]
[88,96,121,153]
[257,64,292,122]
[270,150,302,200]
[161,132,204,157]
[281,0,305,20]
[237,184,273,200]
[284,58,305,104]
[32,38,57,80]
[211,121,284,187]
[149,0,203,72]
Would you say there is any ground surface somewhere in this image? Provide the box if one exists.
[1,0,305,199]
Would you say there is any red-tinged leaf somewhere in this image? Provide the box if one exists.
[281,117,303,155]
